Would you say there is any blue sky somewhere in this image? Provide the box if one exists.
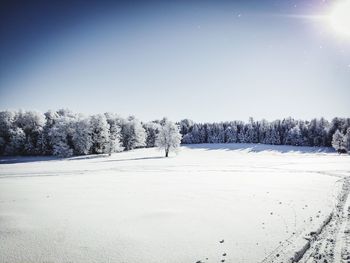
[0,0,349,122]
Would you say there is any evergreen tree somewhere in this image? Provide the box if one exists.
[225,125,238,143]
[285,126,303,146]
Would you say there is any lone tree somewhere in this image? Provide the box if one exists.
[332,129,346,153]
[155,119,182,157]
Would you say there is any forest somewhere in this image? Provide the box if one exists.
[0,109,349,157]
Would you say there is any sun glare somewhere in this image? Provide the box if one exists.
[329,0,350,37]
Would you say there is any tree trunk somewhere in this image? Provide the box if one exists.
[165,150,169,157]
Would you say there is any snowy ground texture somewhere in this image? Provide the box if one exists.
[1,143,350,263]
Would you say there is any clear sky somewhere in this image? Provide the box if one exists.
[0,0,349,122]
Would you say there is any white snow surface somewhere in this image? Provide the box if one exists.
[0,143,349,263]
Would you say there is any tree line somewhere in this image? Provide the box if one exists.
[0,110,349,157]
[0,109,179,157]
[179,117,350,153]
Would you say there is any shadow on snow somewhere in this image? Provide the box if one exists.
[182,143,335,154]
[0,143,335,164]
[99,156,164,163]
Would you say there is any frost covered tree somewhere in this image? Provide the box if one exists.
[104,113,123,155]
[207,123,225,143]
[90,114,110,154]
[345,128,350,153]
[52,141,74,157]
[72,118,92,155]
[245,123,258,143]
[155,120,182,157]
[120,117,146,151]
[238,127,247,143]
[15,110,45,155]
[181,133,193,144]
[245,118,259,143]
[264,125,281,145]
[225,125,238,143]
[0,137,5,154]
[0,111,15,154]
[5,127,26,155]
[332,130,346,153]
[280,117,295,144]
[1,109,349,156]
[258,120,269,143]
[143,122,161,148]
[47,109,78,157]
[49,115,75,157]
[39,110,60,155]
[182,123,202,144]
[307,118,328,146]
[106,133,123,155]
[285,126,303,146]
[179,119,194,136]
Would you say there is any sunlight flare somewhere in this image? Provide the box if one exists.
[329,0,350,37]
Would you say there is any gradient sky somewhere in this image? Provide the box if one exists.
[0,0,349,122]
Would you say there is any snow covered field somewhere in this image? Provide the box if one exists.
[1,144,350,263]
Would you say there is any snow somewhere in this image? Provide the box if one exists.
[0,144,349,263]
